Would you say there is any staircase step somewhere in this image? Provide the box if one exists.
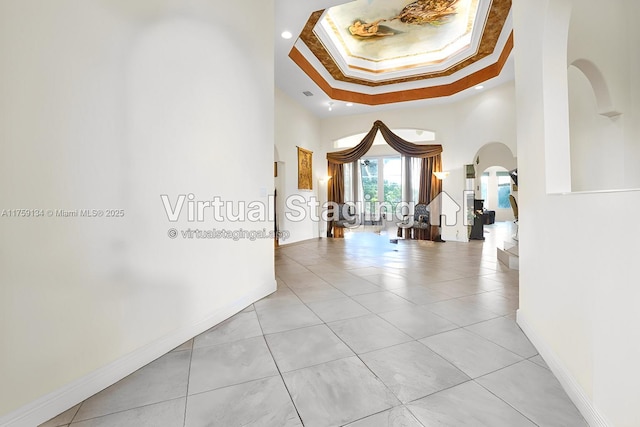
[497,241,519,270]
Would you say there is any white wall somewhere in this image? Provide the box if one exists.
[320,82,517,242]
[275,89,326,244]
[567,0,640,191]
[513,0,640,426]
[0,0,275,424]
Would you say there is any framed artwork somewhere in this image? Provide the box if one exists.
[297,147,313,190]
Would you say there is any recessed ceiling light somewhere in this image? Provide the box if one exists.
[346,103,353,107]
[281,31,293,40]
[475,85,484,90]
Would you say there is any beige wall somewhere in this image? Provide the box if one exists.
[0,0,275,424]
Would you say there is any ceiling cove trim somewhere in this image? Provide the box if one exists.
[289,31,513,106]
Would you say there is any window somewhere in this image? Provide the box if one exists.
[355,156,403,220]
[480,168,512,210]
[360,158,378,218]
[383,157,402,204]
[360,158,378,202]
[411,157,421,203]
[497,171,511,208]
[343,162,353,203]
[481,172,489,204]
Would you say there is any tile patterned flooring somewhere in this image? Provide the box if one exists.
[40,224,588,427]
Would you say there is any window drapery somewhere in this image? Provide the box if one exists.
[326,120,443,239]
[418,155,442,204]
[327,121,442,164]
[418,155,443,241]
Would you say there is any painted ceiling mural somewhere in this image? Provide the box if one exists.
[319,0,481,69]
[293,0,512,96]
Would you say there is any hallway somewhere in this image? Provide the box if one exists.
[41,225,586,427]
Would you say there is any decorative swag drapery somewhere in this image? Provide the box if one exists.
[327,120,444,239]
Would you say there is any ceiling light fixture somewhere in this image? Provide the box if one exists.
[281,31,293,40]
[346,103,353,107]
[475,85,484,90]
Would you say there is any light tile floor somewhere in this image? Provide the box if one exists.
[40,223,587,427]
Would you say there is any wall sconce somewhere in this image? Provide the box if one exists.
[433,171,450,180]
[318,175,332,184]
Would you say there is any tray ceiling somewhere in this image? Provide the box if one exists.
[286,0,513,105]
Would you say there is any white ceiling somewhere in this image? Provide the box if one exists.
[274,0,514,119]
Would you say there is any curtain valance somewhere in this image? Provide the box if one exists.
[326,120,442,164]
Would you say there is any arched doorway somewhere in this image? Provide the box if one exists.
[472,142,518,240]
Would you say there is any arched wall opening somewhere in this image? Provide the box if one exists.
[562,0,640,192]
[472,142,517,222]
[568,62,624,192]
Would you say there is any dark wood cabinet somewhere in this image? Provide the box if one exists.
[469,199,485,240]
[470,216,485,240]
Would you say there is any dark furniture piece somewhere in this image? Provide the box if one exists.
[332,203,357,238]
[469,199,485,240]
[396,203,430,240]
[482,210,496,225]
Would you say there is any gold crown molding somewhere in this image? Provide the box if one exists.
[289,31,513,105]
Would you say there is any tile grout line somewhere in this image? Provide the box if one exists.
[472,375,542,427]
[254,302,306,426]
[461,322,539,359]
[184,373,282,400]
[181,343,194,427]
[64,397,186,426]
[65,400,82,426]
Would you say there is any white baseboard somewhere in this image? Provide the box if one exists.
[0,280,276,427]
[516,310,612,427]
